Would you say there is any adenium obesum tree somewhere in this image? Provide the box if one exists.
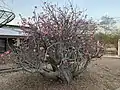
[12,2,104,84]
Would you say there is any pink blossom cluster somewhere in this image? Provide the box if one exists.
[0,50,11,57]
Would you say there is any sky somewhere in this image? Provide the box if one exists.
[1,0,120,25]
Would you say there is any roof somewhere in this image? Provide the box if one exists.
[0,27,25,38]
[5,24,29,29]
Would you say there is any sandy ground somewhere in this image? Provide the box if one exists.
[0,57,120,90]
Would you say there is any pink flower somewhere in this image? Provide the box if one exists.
[5,50,11,55]
[0,54,4,57]
[43,31,48,35]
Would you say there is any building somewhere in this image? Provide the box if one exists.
[0,25,25,53]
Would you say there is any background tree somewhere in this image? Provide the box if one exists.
[97,16,120,51]
[100,15,117,33]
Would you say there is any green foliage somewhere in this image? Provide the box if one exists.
[111,34,120,50]
[98,15,120,50]
[95,32,120,50]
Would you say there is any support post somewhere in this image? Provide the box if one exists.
[118,39,120,56]
[16,38,20,46]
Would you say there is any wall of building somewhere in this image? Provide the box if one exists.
[0,38,16,53]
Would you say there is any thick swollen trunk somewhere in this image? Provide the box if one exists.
[22,63,73,84]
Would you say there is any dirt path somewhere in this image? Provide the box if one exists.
[0,57,120,90]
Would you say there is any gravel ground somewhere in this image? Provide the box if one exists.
[0,57,120,90]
